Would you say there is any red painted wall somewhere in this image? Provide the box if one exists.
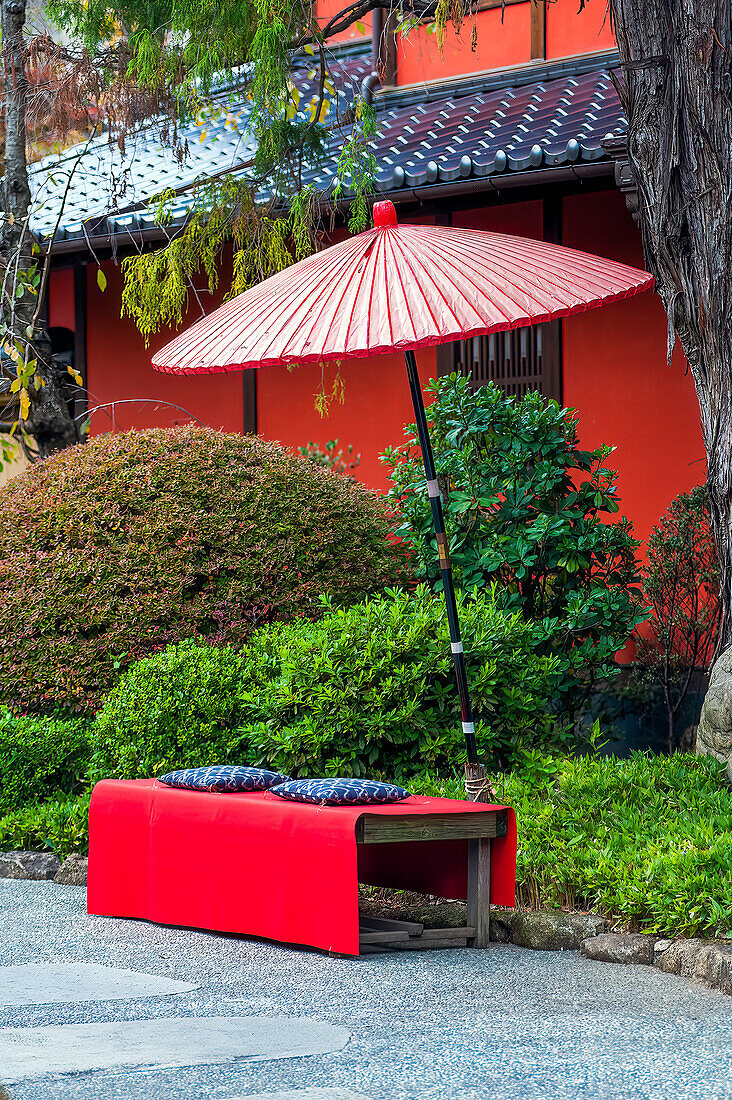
[453,199,543,239]
[256,192,705,556]
[83,261,245,435]
[317,0,372,44]
[49,267,74,330]
[396,4,531,87]
[257,349,437,487]
[545,0,616,60]
[561,190,705,544]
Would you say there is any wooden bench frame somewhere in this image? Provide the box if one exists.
[355,808,508,952]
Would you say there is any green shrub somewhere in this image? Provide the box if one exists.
[383,375,647,724]
[0,426,409,713]
[90,640,247,781]
[92,588,577,783]
[417,752,732,938]
[0,793,91,859]
[634,486,720,751]
[0,708,90,812]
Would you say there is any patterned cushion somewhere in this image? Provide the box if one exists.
[269,778,411,806]
[157,766,290,792]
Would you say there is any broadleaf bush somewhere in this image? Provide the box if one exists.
[0,426,409,713]
[0,708,90,813]
[91,587,574,783]
[383,375,648,723]
[90,640,247,782]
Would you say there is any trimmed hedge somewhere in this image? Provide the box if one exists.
[0,708,90,812]
[0,426,409,712]
[89,640,247,782]
[91,588,574,783]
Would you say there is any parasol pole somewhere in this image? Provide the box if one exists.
[404,351,490,801]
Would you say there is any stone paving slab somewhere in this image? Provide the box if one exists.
[0,1015,350,1083]
[223,1091,373,1099]
[0,963,196,1007]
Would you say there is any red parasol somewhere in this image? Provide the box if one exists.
[153,201,653,786]
[153,201,654,374]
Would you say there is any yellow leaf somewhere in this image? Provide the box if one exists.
[9,378,20,393]
[97,267,107,292]
[199,128,207,142]
[67,366,83,386]
[7,213,14,226]
[303,43,315,54]
[20,389,30,419]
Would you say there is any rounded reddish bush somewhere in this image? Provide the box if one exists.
[0,426,409,712]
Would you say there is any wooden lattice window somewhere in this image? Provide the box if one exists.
[441,321,562,402]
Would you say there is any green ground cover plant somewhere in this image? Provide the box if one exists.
[0,426,409,714]
[415,752,732,938]
[384,375,647,725]
[91,587,569,782]
[0,793,91,859]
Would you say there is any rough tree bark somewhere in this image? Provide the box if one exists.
[609,0,732,650]
[1,0,78,457]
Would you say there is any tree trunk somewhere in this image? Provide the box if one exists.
[610,0,732,650]
[1,0,78,457]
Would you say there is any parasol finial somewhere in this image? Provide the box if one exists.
[373,200,398,229]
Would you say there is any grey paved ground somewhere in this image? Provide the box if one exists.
[2,879,732,1100]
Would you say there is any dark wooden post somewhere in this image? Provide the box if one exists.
[404,349,494,801]
[467,837,491,947]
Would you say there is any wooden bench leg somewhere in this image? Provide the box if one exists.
[467,837,491,948]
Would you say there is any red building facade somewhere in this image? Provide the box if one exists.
[46,0,705,546]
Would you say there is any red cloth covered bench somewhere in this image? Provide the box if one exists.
[88,779,516,955]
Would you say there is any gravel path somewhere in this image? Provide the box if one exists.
[1,880,732,1100]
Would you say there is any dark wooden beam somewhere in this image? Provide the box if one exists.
[356,810,506,844]
[242,369,257,434]
[73,264,89,432]
[372,7,397,86]
[530,0,546,60]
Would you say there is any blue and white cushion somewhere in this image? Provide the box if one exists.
[157,766,290,792]
[269,777,411,806]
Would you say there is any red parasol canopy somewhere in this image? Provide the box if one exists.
[152,200,653,375]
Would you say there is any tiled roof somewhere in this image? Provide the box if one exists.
[30,42,625,251]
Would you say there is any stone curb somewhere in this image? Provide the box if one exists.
[654,938,732,996]
[0,851,60,881]
[0,850,89,885]
[53,854,89,886]
[580,932,657,966]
